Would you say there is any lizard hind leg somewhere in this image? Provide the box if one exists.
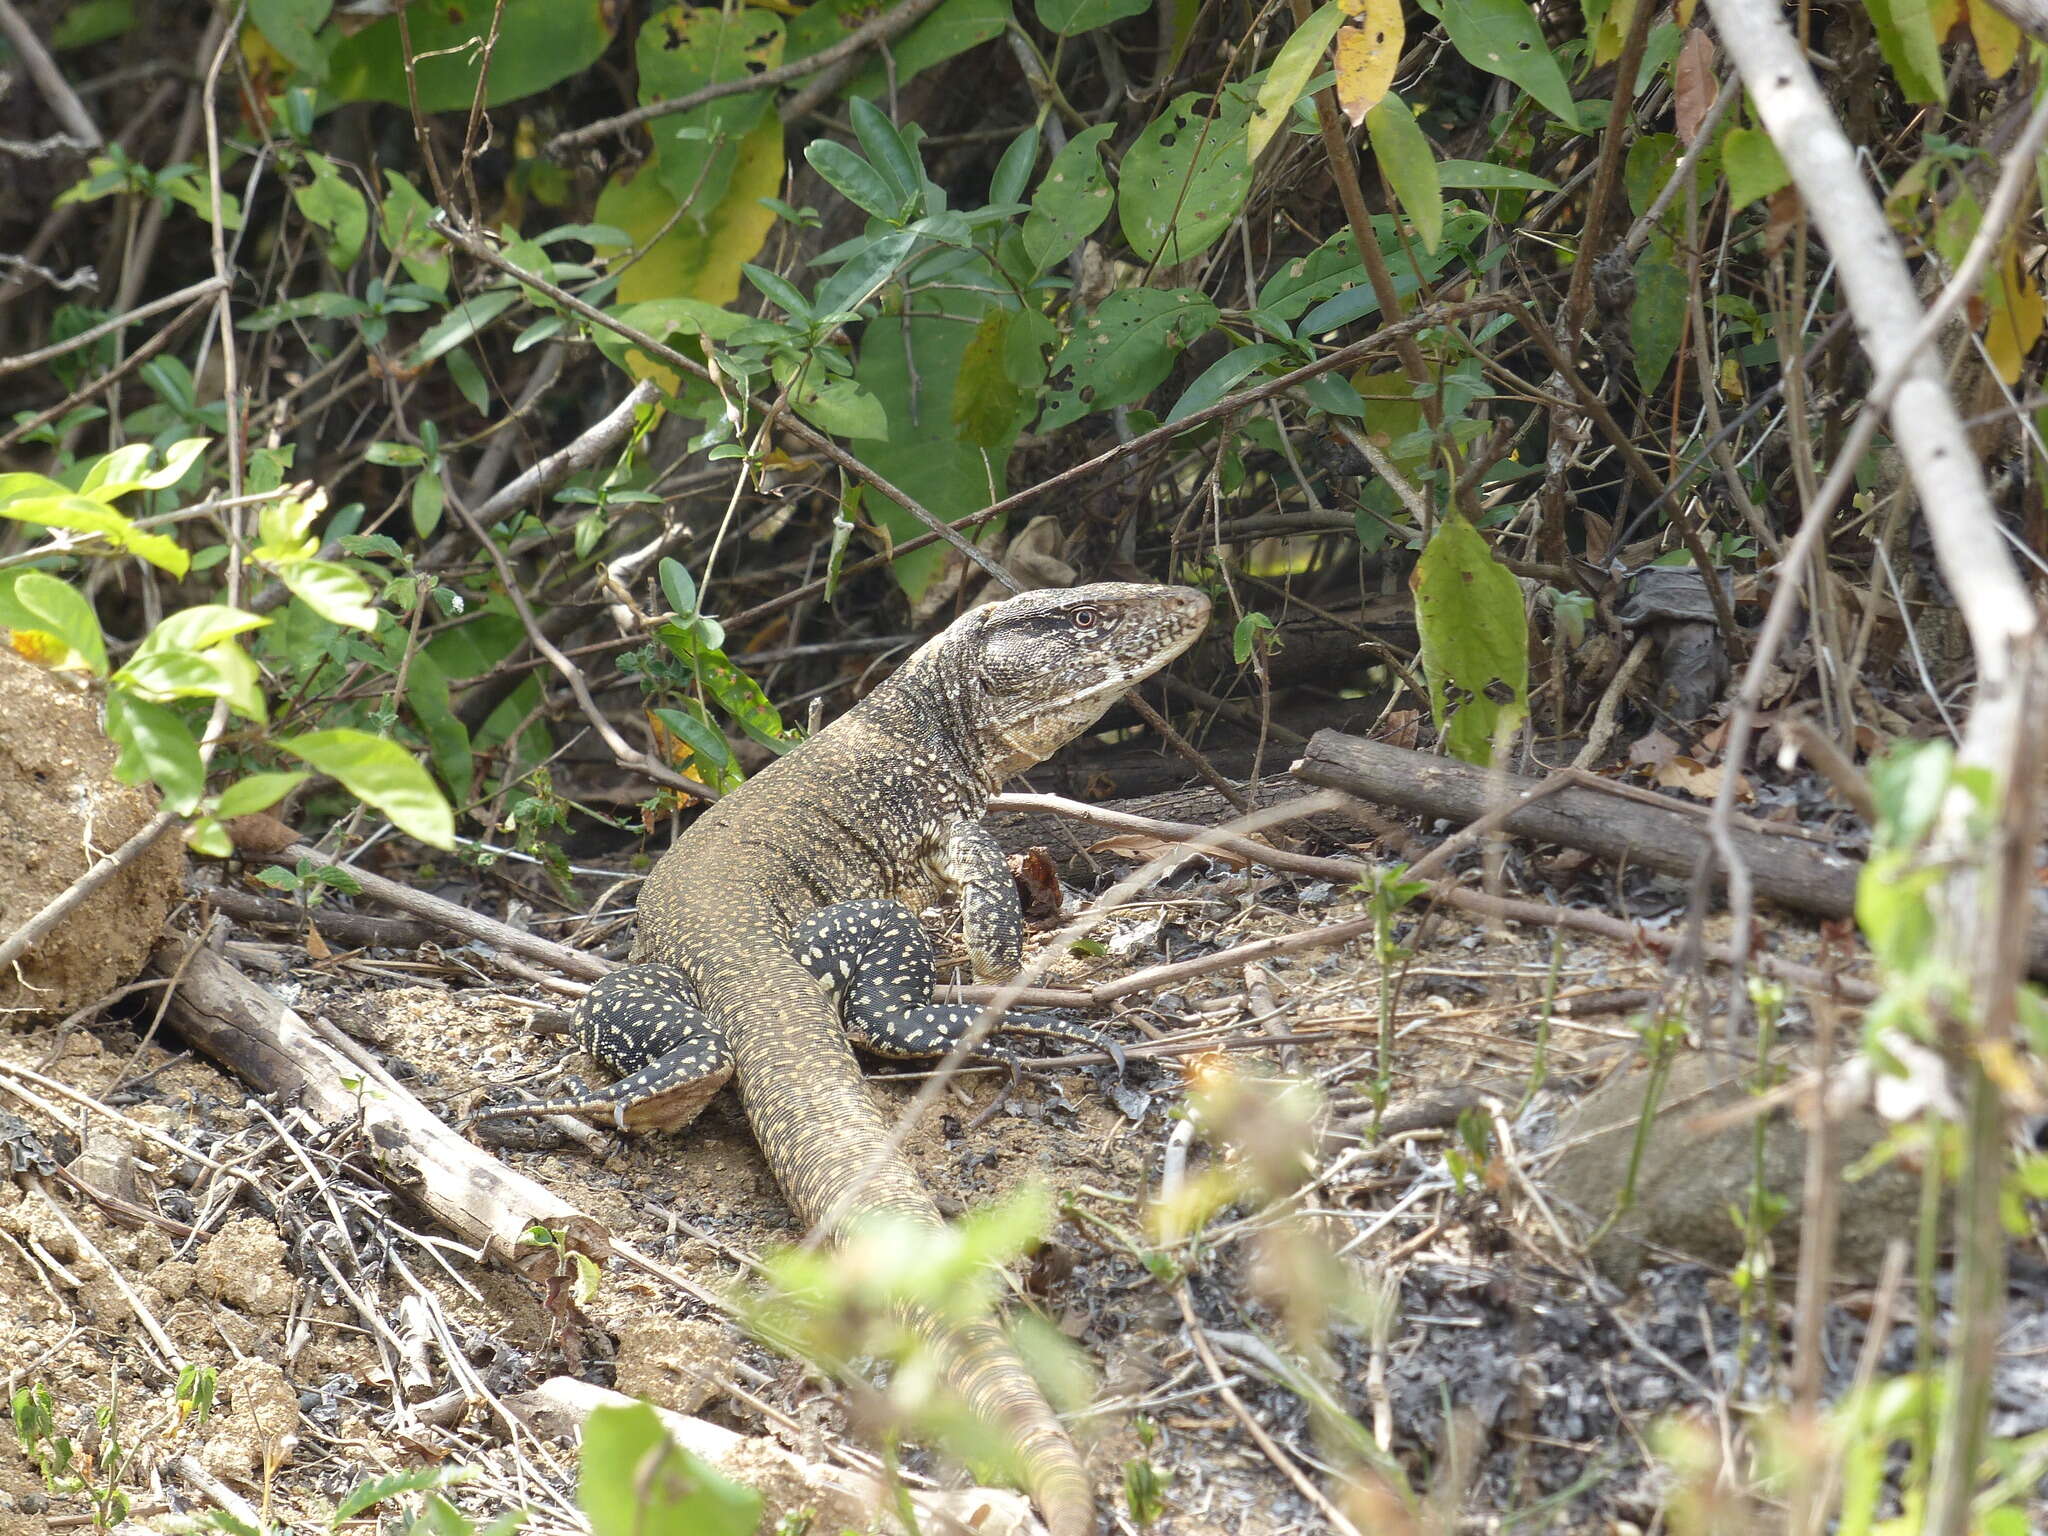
[470,963,734,1133]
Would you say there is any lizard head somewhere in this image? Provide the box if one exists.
[945,582,1211,778]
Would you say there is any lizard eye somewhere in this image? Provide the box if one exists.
[1070,607,1100,631]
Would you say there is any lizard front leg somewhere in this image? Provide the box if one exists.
[942,819,1025,981]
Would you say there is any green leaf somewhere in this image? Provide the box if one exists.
[214,771,310,820]
[1231,610,1276,663]
[845,0,1010,96]
[334,1466,475,1522]
[1629,251,1686,391]
[1119,91,1253,264]
[660,557,699,619]
[404,648,474,799]
[580,1405,760,1536]
[136,604,268,658]
[380,171,448,293]
[806,140,903,222]
[50,0,135,50]
[12,571,109,674]
[281,730,455,849]
[1039,286,1220,431]
[106,692,204,814]
[1166,341,1287,424]
[249,0,333,76]
[1252,4,1344,161]
[277,559,377,630]
[1427,0,1578,126]
[404,290,518,369]
[1436,158,1558,192]
[1863,0,1946,102]
[1722,127,1790,208]
[1364,92,1441,253]
[654,706,740,790]
[953,309,1029,448]
[848,96,924,214]
[1022,124,1116,273]
[1036,0,1149,36]
[854,274,1022,599]
[1412,515,1528,764]
[322,0,616,111]
[778,354,889,439]
[292,151,368,270]
[989,124,1040,206]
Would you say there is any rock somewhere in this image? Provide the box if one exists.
[1544,1048,1926,1287]
[0,650,183,1021]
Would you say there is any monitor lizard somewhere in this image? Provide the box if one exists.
[486,581,1210,1536]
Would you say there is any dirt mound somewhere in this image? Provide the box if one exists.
[0,650,184,1021]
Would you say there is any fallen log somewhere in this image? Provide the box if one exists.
[150,936,609,1274]
[1293,729,1863,919]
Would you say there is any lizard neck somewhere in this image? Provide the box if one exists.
[848,639,1010,802]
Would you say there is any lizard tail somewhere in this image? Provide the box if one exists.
[697,951,1095,1536]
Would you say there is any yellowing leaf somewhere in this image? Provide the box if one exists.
[1983,237,2044,386]
[1967,0,2018,75]
[595,115,786,391]
[1334,0,1403,126]
[1928,0,1961,36]
[1592,0,1632,66]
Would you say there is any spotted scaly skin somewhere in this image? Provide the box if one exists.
[626,583,1208,1536]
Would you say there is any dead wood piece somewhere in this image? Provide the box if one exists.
[195,880,436,950]
[504,1376,1039,1536]
[148,937,609,1270]
[1295,729,1859,918]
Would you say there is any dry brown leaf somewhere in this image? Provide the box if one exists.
[1628,728,1680,767]
[1673,29,1716,145]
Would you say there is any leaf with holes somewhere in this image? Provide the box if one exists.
[1023,124,1116,273]
[1334,0,1403,126]
[637,4,786,218]
[1422,0,1578,127]
[1411,515,1527,765]
[1118,91,1253,265]
[1039,287,1219,431]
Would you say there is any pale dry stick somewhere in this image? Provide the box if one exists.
[1175,1286,1370,1536]
[0,0,102,146]
[1705,22,2048,1397]
[544,0,950,153]
[273,840,608,979]
[1622,73,1737,257]
[1571,634,1655,769]
[0,275,224,376]
[1806,1238,1911,1531]
[1688,68,2048,1049]
[0,1062,233,1174]
[197,9,245,501]
[989,790,1882,1001]
[28,1181,182,1368]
